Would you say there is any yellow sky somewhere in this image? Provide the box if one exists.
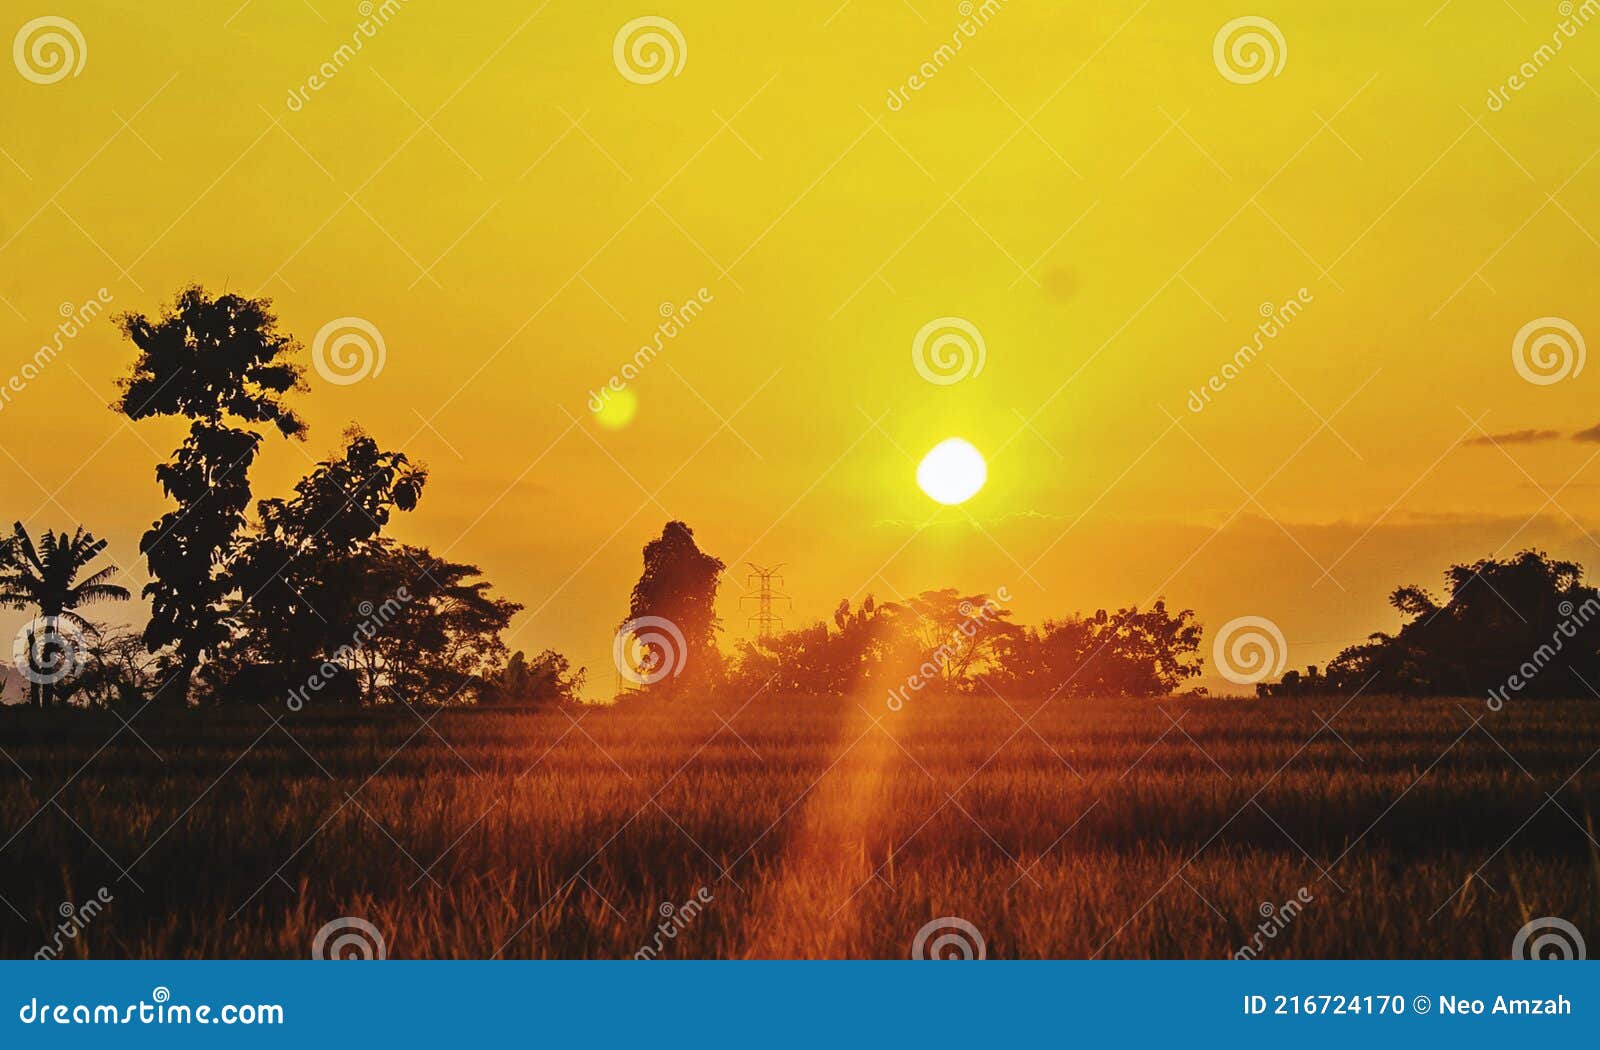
[3,1,1600,693]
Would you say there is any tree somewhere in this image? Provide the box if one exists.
[621,521,725,690]
[345,542,521,704]
[983,600,1202,698]
[877,588,1016,691]
[0,523,130,706]
[116,287,307,705]
[1265,549,1600,698]
[485,649,587,705]
[62,626,160,709]
[225,429,426,686]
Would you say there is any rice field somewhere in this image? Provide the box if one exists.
[1,692,1596,959]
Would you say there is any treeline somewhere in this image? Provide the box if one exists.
[2,287,577,709]
[1261,549,1600,701]
[616,521,1205,701]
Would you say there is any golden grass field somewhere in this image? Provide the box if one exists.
[1,693,1597,959]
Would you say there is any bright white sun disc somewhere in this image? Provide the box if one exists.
[917,438,987,505]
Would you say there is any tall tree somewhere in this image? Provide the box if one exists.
[115,287,306,705]
[0,523,130,706]
[226,428,426,680]
[622,521,725,689]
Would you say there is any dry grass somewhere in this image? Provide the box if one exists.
[1,692,1596,958]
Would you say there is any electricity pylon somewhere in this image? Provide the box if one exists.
[742,563,791,639]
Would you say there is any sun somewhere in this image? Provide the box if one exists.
[917,438,987,505]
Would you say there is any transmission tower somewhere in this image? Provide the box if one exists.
[741,563,792,639]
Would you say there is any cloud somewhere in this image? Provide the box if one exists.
[1464,428,1562,446]
[1573,422,1600,443]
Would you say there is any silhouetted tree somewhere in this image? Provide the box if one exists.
[0,523,130,706]
[1263,550,1600,699]
[348,542,522,704]
[485,649,586,705]
[62,626,159,709]
[224,428,426,690]
[116,287,306,705]
[622,521,726,690]
[979,601,1202,698]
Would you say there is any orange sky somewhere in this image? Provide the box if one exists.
[3,1,1600,694]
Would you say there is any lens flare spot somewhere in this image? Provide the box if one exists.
[592,388,638,429]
